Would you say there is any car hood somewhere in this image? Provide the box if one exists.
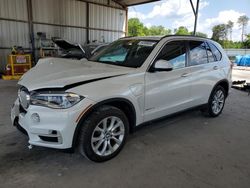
[18,58,133,91]
[52,38,81,51]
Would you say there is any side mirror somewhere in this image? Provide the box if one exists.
[151,59,173,72]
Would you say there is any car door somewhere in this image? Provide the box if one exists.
[187,40,222,106]
[144,40,193,122]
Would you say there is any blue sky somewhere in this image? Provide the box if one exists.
[129,0,250,41]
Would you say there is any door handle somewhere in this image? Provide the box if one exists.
[181,73,189,77]
[213,66,218,70]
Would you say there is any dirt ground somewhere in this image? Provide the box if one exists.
[0,79,250,188]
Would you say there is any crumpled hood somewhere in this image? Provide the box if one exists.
[18,58,133,91]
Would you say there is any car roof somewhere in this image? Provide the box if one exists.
[120,36,162,41]
[121,35,210,42]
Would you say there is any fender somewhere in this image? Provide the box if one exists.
[209,79,229,99]
[71,98,136,148]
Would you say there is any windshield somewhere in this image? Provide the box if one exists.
[89,39,157,68]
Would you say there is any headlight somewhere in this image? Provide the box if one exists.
[30,91,84,109]
[18,87,30,109]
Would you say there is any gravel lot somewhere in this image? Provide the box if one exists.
[0,79,250,188]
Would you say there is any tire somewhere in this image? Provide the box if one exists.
[202,85,226,117]
[78,105,129,162]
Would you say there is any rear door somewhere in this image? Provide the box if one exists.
[188,40,222,105]
[144,40,193,122]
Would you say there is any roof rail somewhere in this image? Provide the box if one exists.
[160,34,209,40]
[119,36,134,39]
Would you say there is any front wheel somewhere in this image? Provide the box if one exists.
[78,105,129,162]
[203,85,226,117]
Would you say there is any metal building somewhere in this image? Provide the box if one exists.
[0,0,157,73]
[0,0,202,74]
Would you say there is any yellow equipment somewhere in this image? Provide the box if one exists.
[2,54,32,80]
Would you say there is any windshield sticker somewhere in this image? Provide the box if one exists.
[138,41,156,47]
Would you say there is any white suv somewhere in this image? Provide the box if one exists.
[11,36,232,162]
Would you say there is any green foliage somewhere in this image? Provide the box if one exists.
[128,18,146,36]
[174,26,189,35]
[238,15,249,42]
[237,15,249,27]
[212,24,227,41]
[128,18,206,38]
[128,17,250,49]
[128,18,171,36]
[226,20,234,41]
[147,26,171,36]
[219,40,244,49]
[244,33,250,48]
[194,32,207,38]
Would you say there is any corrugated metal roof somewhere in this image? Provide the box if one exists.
[114,0,160,7]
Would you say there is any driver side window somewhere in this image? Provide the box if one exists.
[156,41,187,70]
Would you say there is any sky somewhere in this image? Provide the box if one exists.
[128,0,250,41]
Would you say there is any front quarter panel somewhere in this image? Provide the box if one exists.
[67,71,145,125]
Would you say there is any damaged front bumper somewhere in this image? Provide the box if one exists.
[11,98,94,149]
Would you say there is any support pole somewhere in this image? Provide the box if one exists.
[86,2,90,44]
[190,0,199,35]
[125,8,128,36]
[27,0,36,64]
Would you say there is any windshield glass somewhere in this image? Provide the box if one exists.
[89,39,157,68]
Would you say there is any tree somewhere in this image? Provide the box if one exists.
[174,26,189,35]
[128,18,145,36]
[244,33,250,48]
[211,24,227,41]
[226,20,234,41]
[128,18,172,36]
[147,26,171,36]
[192,32,207,38]
[237,15,249,42]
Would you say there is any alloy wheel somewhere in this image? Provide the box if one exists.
[91,116,125,156]
[211,89,225,115]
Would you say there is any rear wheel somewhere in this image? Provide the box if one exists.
[203,85,226,117]
[78,105,129,162]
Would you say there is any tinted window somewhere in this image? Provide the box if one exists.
[208,42,222,61]
[156,41,187,69]
[89,40,157,68]
[189,41,208,66]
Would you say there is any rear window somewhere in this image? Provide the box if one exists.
[207,42,222,61]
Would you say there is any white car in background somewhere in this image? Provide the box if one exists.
[11,35,232,162]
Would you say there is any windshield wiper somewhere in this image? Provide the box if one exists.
[98,60,122,64]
